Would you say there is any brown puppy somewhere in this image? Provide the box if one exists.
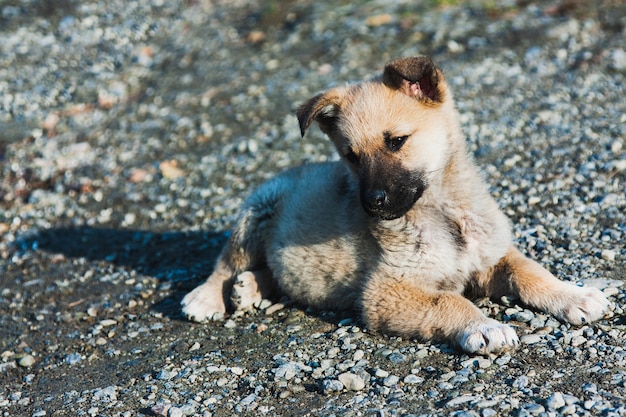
[182,57,609,354]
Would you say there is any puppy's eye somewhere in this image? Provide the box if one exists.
[343,148,359,164]
[386,135,409,152]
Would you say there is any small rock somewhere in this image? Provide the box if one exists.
[382,375,399,387]
[265,303,285,315]
[523,403,545,415]
[223,319,237,329]
[610,48,626,71]
[512,375,529,389]
[521,334,543,345]
[462,357,492,369]
[230,366,244,376]
[365,13,393,27]
[159,160,185,180]
[65,353,82,365]
[92,386,117,402]
[18,355,35,368]
[167,406,183,417]
[322,379,344,393]
[600,249,616,262]
[403,374,424,384]
[239,393,257,409]
[157,369,176,380]
[570,335,587,347]
[546,392,565,410]
[255,299,273,310]
[513,310,535,322]
[387,352,407,363]
[337,372,365,391]
[446,395,479,407]
[416,348,429,359]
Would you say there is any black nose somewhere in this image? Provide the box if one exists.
[366,189,387,209]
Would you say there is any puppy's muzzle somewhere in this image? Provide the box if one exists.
[361,184,425,221]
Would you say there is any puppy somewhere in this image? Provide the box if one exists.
[182,56,609,354]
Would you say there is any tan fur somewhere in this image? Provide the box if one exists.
[182,56,609,354]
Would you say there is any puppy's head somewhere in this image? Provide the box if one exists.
[297,56,456,220]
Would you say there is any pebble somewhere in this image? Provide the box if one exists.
[322,379,344,393]
[167,407,183,417]
[18,355,35,368]
[600,249,616,262]
[523,403,546,415]
[546,392,565,410]
[512,376,529,390]
[446,395,480,407]
[570,335,587,347]
[157,369,176,380]
[230,366,244,376]
[223,319,237,329]
[337,372,365,391]
[521,334,544,345]
[65,353,82,365]
[382,375,400,387]
[387,352,407,363]
[513,310,534,323]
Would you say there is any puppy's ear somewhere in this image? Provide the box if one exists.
[383,56,444,104]
[296,90,343,137]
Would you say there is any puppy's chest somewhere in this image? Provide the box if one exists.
[373,209,488,277]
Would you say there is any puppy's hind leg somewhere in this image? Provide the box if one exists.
[477,246,610,325]
[231,269,276,312]
[182,185,282,322]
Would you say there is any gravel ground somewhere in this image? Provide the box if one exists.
[1,0,625,416]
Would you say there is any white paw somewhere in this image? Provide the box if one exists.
[231,271,263,311]
[558,285,610,325]
[457,319,520,355]
[181,282,227,322]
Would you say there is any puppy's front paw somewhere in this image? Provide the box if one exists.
[557,285,610,325]
[181,282,227,322]
[231,271,263,311]
[457,319,519,355]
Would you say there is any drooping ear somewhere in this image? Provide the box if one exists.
[382,56,444,104]
[296,89,343,137]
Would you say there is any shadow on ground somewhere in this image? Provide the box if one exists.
[16,226,229,317]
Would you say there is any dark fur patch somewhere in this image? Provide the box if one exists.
[358,152,426,220]
[443,213,466,250]
[437,278,459,292]
[382,57,443,103]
